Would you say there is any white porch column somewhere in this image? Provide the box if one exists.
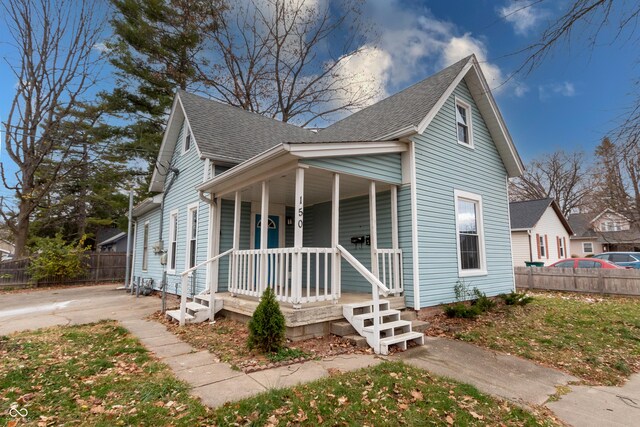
[331,173,340,300]
[391,185,400,295]
[260,181,270,292]
[293,167,304,307]
[230,192,241,295]
[207,196,221,293]
[369,181,379,279]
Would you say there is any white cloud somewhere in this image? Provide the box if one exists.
[358,3,523,97]
[538,82,576,100]
[335,46,393,102]
[499,1,546,36]
[92,42,110,53]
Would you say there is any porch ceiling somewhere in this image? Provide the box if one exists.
[223,166,393,206]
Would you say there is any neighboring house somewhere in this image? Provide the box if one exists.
[0,239,14,261]
[130,55,523,353]
[568,209,640,256]
[509,198,573,267]
[97,232,129,252]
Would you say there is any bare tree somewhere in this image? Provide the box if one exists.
[200,0,379,127]
[509,150,593,216]
[517,1,640,147]
[1,0,104,257]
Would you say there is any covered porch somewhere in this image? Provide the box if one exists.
[204,159,405,308]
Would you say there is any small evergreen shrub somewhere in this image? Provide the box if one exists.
[247,287,286,353]
[28,234,90,282]
[444,303,481,319]
[472,288,496,312]
[499,291,534,306]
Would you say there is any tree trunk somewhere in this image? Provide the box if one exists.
[14,201,31,258]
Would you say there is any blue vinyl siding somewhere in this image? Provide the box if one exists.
[301,154,402,184]
[301,192,392,293]
[397,185,414,307]
[131,207,163,286]
[217,200,250,291]
[413,79,514,306]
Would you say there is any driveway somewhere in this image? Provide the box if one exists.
[0,284,160,335]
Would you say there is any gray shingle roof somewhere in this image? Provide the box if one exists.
[509,198,554,229]
[309,56,472,142]
[178,90,314,162]
[567,213,594,238]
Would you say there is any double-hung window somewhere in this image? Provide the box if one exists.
[455,98,473,147]
[539,235,546,258]
[455,190,486,276]
[558,237,565,258]
[183,127,192,153]
[142,222,149,271]
[583,242,593,253]
[168,210,178,273]
[186,203,198,269]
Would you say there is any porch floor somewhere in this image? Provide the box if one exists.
[215,292,406,339]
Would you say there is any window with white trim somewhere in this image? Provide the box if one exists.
[183,128,192,154]
[539,235,546,258]
[142,222,149,271]
[583,242,593,253]
[455,98,473,147]
[186,204,198,269]
[168,210,178,273]
[455,190,486,276]
[558,237,565,258]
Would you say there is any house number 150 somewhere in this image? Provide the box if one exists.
[298,196,304,228]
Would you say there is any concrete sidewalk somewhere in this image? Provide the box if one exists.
[121,318,382,408]
[394,337,640,427]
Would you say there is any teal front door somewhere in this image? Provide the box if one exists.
[255,215,279,249]
[255,215,279,286]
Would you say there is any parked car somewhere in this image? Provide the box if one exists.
[549,258,627,269]
[592,252,640,269]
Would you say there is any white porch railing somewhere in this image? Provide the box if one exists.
[229,247,338,304]
[179,248,233,326]
[375,249,403,295]
[337,244,389,354]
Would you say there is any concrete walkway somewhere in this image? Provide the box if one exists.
[394,337,640,427]
[121,317,382,408]
[2,285,639,425]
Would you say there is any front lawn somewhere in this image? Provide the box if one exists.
[0,322,562,426]
[213,361,560,426]
[426,292,640,386]
[0,321,210,426]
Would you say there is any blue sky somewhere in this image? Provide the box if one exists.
[1,0,638,201]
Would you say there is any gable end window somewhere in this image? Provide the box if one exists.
[454,190,486,276]
[455,98,473,147]
[183,127,192,154]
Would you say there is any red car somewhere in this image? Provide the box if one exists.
[549,258,628,269]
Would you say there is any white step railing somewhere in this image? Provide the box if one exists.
[179,248,233,326]
[337,244,389,354]
[229,247,338,304]
[375,249,403,295]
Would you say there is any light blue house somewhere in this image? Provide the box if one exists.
[130,55,523,354]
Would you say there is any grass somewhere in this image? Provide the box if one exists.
[0,322,562,426]
[0,321,210,426]
[451,292,640,386]
[213,361,561,426]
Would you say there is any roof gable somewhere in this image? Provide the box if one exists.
[510,198,573,234]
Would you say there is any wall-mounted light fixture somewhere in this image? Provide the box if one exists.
[286,216,294,226]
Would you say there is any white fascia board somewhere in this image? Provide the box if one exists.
[377,125,419,141]
[149,95,184,192]
[196,144,290,192]
[416,60,474,135]
[511,228,532,232]
[465,64,524,178]
[287,141,407,158]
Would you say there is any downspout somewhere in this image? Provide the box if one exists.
[527,230,533,262]
[160,167,180,313]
